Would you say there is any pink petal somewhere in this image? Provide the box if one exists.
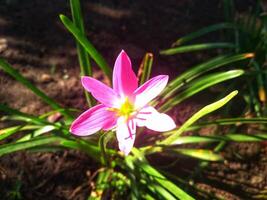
[116,117,136,155]
[113,50,138,97]
[81,76,119,107]
[70,104,117,136]
[136,106,176,132]
[102,116,117,131]
[134,75,168,108]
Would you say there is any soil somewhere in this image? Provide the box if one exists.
[0,0,265,199]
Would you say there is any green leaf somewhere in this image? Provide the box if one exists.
[160,43,235,55]
[69,0,94,107]
[172,23,235,46]
[138,53,153,85]
[17,125,55,142]
[160,91,238,145]
[99,131,114,166]
[59,14,112,79]
[0,104,48,125]
[88,169,112,200]
[0,136,64,156]
[158,53,253,101]
[170,133,266,145]
[146,182,177,200]
[170,149,223,161]
[171,136,219,145]
[160,70,243,112]
[137,159,195,200]
[0,125,41,140]
[131,149,195,200]
[195,117,267,127]
[0,59,71,118]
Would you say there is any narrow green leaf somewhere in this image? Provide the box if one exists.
[0,136,64,156]
[88,169,112,200]
[160,70,243,112]
[0,125,41,140]
[146,182,177,200]
[59,14,112,78]
[17,125,55,142]
[131,149,195,200]
[195,117,267,127]
[99,131,114,166]
[0,59,71,118]
[138,53,153,85]
[160,91,238,145]
[171,149,223,161]
[173,23,235,46]
[161,43,235,55]
[158,53,253,101]
[172,136,219,145]
[137,160,195,200]
[0,104,48,125]
[69,0,94,107]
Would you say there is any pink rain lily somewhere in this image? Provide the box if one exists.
[70,50,176,155]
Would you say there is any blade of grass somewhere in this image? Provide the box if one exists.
[172,23,235,46]
[160,91,238,145]
[0,59,71,118]
[69,0,94,107]
[137,159,195,200]
[172,134,267,145]
[161,43,235,55]
[17,125,55,142]
[0,104,48,125]
[0,125,41,140]
[138,53,153,85]
[146,182,177,200]
[0,135,64,156]
[132,149,195,200]
[88,169,111,200]
[169,149,223,161]
[158,53,253,101]
[194,117,267,127]
[159,70,243,112]
[59,14,112,79]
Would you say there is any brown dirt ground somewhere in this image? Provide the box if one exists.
[0,0,266,199]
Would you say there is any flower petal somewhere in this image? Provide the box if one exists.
[116,117,136,155]
[136,106,176,132]
[81,76,119,107]
[102,116,117,131]
[70,104,117,136]
[113,50,138,97]
[134,75,168,108]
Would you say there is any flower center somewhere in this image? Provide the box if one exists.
[119,97,134,117]
[107,97,135,119]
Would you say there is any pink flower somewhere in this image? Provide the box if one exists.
[70,50,176,155]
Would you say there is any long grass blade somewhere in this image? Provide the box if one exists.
[59,14,112,79]
[0,59,71,118]
[160,70,244,112]
[138,53,153,85]
[161,43,235,55]
[170,149,223,161]
[159,53,253,101]
[69,0,94,107]
[173,23,235,46]
[161,91,238,145]
[0,104,48,125]
[172,134,267,145]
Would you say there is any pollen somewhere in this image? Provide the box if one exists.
[107,97,135,119]
[119,97,134,117]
